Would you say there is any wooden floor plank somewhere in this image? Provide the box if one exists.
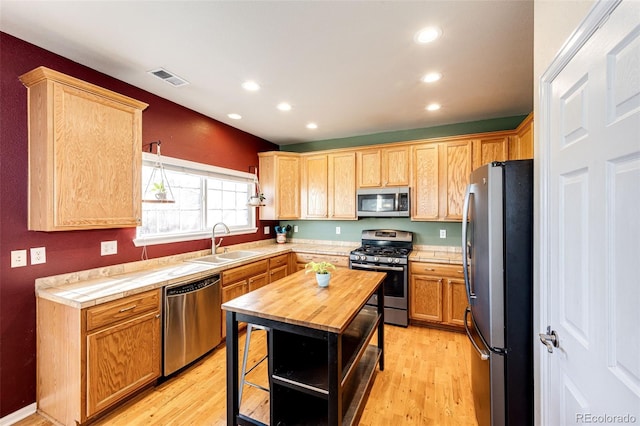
[15,325,477,426]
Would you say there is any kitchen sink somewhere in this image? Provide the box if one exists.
[215,250,260,260]
[186,255,232,265]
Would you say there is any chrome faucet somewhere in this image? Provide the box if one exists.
[212,222,230,254]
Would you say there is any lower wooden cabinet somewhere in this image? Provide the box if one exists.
[268,253,289,283]
[37,289,161,426]
[221,259,268,338]
[409,262,467,329]
[295,252,349,271]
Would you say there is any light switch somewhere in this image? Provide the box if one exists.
[440,229,447,239]
[11,250,27,268]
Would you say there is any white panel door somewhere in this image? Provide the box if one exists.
[541,1,640,425]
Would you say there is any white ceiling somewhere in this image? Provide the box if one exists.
[0,0,533,146]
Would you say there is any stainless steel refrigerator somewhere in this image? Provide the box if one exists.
[462,160,533,426]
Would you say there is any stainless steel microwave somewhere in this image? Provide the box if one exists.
[356,187,410,217]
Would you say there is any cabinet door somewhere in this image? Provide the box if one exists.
[221,281,248,338]
[328,152,356,219]
[277,156,301,219]
[249,273,269,291]
[472,136,508,170]
[21,67,147,231]
[302,154,328,218]
[412,143,440,220]
[409,275,443,322]
[269,265,288,283]
[509,114,534,160]
[86,310,160,417]
[440,140,472,220]
[357,149,382,187]
[444,278,467,327]
[382,146,410,186]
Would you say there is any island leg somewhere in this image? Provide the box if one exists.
[226,311,239,425]
[377,283,384,371]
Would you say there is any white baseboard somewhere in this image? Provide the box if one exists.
[0,403,36,426]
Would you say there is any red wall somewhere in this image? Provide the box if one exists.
[0,32,279,417]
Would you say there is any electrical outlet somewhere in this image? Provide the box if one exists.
[336,226,341,235]
[101,241,118,256]
[264,226,270,234]
[440,229,447,239]
[294,225,299,233]
[11,250,27,268]
[30,247,46,265]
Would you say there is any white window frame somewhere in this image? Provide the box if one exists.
[133,152,258,247]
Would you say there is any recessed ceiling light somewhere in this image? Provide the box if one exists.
[422,72,442,83]
[414,27,442,44]
[241,80,260,91]
[277,102,292,111]
[426,103,441,111]
[228,113,242,120]
[306,122,318,129]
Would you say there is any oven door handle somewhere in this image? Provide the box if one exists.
[351,263,405,272]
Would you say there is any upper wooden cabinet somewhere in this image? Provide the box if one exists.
[20,66,148,231]
[301,151,357,219]
[259,152,301,220]
[510,113,534,160]
[472,135,509,171]
[357,146,410,188]
[412,139,472,221]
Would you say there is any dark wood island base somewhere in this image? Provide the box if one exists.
[223,268,386,426]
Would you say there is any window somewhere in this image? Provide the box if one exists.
[134,153,258,247]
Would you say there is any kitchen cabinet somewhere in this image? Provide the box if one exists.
[472,135,509,171]
[19,66,148,231]
[509,113,534,160]
[258,152,300,220]
[221,260,269,338]
[357,146,410,188]
[295,252,350,271]
[411,139,472,221]
[301,151,357,219]
[37,289,161,426]
[409,262,466,330]
[268,253,289,283]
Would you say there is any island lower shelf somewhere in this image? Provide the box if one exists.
[270,305,382,425]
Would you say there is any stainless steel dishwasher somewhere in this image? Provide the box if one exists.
[163,274,221,376]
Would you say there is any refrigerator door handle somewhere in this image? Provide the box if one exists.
[464,307,489,360]
[462,184,476,301]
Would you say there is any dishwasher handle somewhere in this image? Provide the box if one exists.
[165,275,220,297]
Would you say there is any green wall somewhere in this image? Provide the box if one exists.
[282,115,528,153]
[282,218,462,247]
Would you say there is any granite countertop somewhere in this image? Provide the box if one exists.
[36,239,460,309]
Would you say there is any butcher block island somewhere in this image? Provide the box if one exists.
[222,268,386,426]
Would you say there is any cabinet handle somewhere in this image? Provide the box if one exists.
[119,305,137,313]
[424,268,435,272]
[155,314,160,319]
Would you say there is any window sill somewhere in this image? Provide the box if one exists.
[133,227,258,247]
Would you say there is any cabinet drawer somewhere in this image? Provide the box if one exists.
[269,253,289,269]
[222,260,268,286]
[410,262,465,278]
[295,253,349,268]
[86,289,160,332]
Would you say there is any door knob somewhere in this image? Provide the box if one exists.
[539,326,559,353]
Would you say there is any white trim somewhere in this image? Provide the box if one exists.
[0,403,36,426]
[133,227,258,247]
[536,1,622,425]
[142,152,255,182]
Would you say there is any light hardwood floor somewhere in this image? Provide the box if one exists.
[16,325,477,426]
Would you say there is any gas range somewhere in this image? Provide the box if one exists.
[349,229,413,265]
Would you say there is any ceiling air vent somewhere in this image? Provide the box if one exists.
[148,68,189,87]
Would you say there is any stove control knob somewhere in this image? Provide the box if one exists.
[374,256,379,262]
[387,258,393,264]
[394,258,401,264]
[360,255,367,261]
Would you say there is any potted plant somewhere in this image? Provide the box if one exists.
[152,181,167,200]
[248,192,265,206]
[305,261,336,287]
